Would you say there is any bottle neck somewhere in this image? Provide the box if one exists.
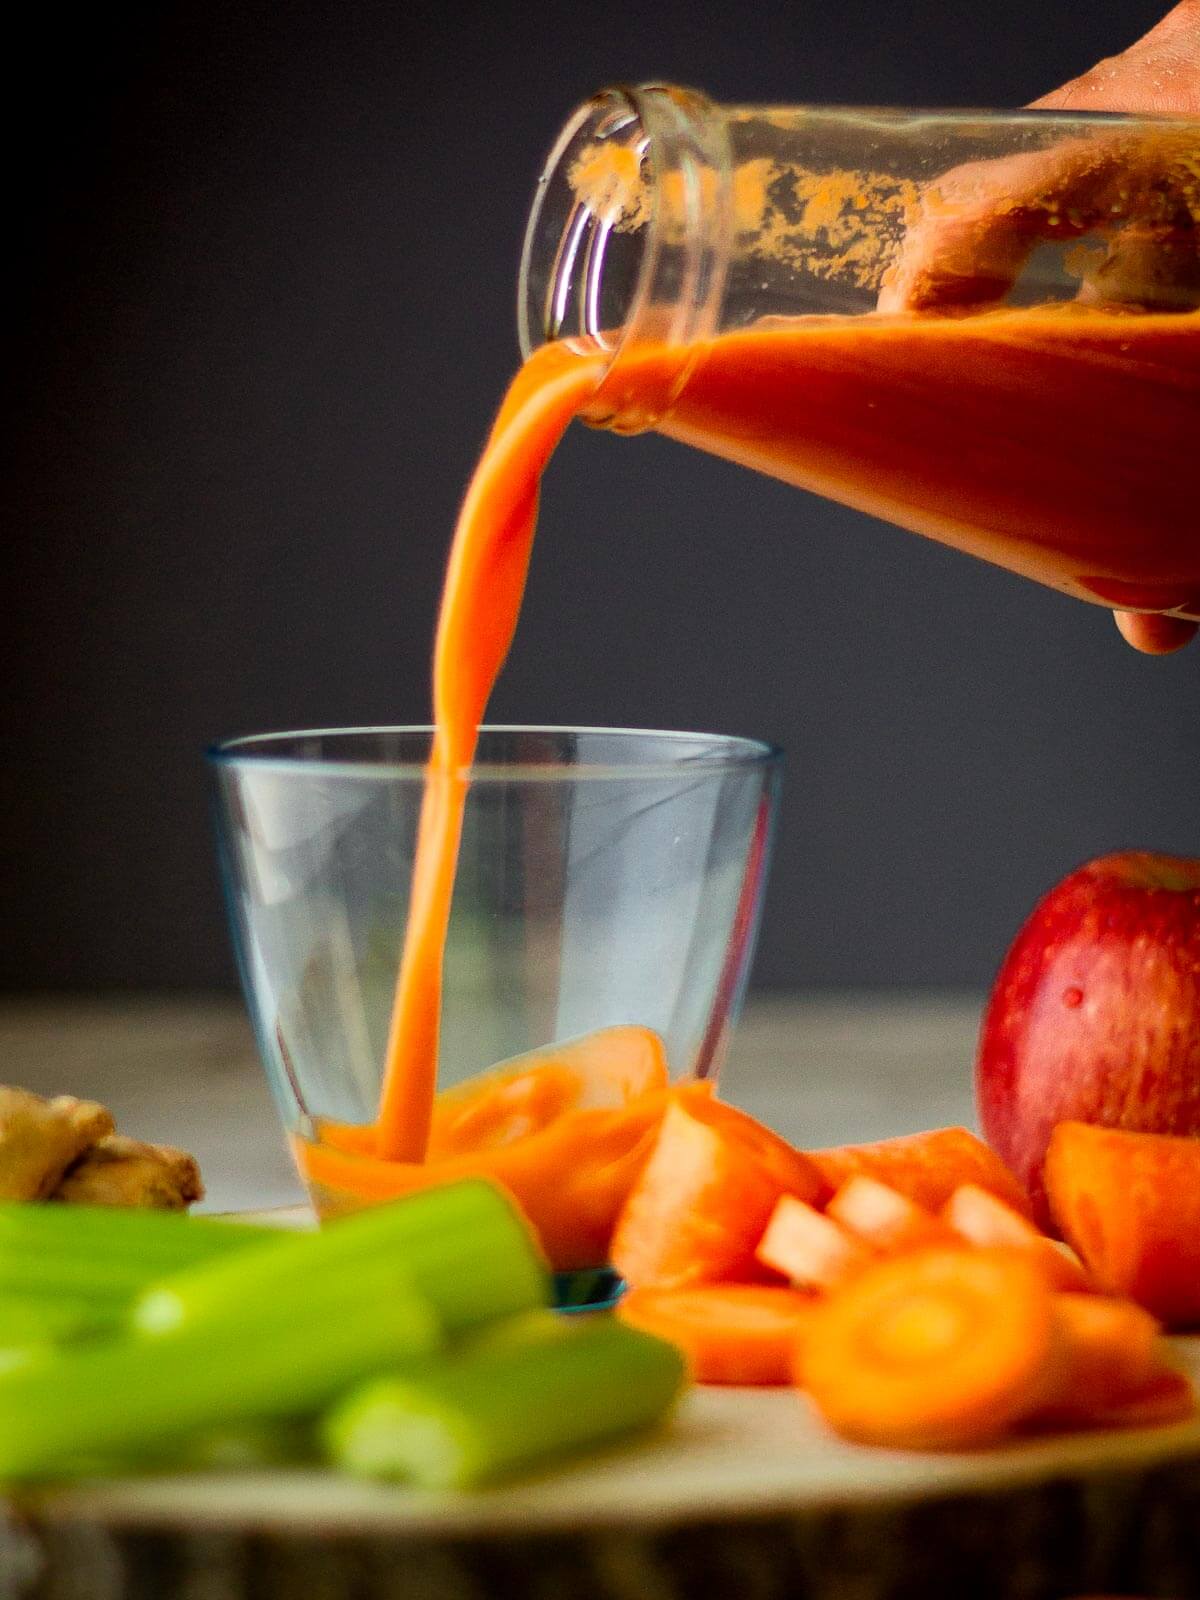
[518,86,732,434]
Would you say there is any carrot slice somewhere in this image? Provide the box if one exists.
[756,1195,876,1291]
[297,1086,688,1270]
[828,1176,955,1254]
[1079,1365,1196,1429]
[802,1246,1061,1450]
[1028,1294,1163,1426]
[618,1285,815,1386]
[429,1026,670,1158]
[809,1128,1032,1218]
[1045,1122,1200,1326]
[943,1184,1091,1293]
[610,1096,826,1290]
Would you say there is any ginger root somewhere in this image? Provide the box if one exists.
[0,1089,115,1200]
[0,1086,203,1209]
[54,1136,203,1210]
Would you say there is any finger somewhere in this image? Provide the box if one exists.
[877,134,1197,313]
[1113,610,1199,653]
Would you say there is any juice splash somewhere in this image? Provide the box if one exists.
[359,301,1200,1166]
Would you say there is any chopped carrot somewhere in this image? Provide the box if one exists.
[1078,1365,1196,1429]
[428,1026,670,1158]
[809,1128,1032,1218]
[617,1285,815,1386]
[1045,1122,1200,1327]
[943,1184,1091,1293]
[609,1096,826,1290]
[756,1195,876,1291]
[1028,1294,1163,1427]
[802,1247,1061,1450]
[297,1086,689,1270]
[827,1176,955,1254]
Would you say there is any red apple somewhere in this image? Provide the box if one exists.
[976,850,1200,1228]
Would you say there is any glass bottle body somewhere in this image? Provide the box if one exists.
[521,90,1200,616]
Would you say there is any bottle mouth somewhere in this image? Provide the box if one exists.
[518,86,730,431]
[518,88,654,363]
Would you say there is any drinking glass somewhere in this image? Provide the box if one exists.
[210,727,781,1165]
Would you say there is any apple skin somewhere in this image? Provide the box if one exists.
[976,850,1200,1229]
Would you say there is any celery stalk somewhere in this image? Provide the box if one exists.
[323,1311,687,1488]
[0,1294,118,1348]
[0,1204,277,1264]
[73,1419,315,1477]
[0,1257,440,1481]
[0,1256,183,1302]
[0,1206,279,1305]
[135,1181,548,1338]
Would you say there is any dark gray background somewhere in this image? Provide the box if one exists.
[5,0,1197,995]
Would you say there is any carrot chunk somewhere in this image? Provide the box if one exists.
[809,1128,1031,1217]
[610,1096,825,1290]
[1028,1294,1163,1426]
[756,1195,876,1291]
[1045,1122,1200,1327]
[828,1176,955,1254]
[943,1183,1091,1293]
[618,1285,814,1386]
[802,1247,1061,1450]
[1079,1365,1195,1429]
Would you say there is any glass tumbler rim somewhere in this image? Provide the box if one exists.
[206,724,784,783]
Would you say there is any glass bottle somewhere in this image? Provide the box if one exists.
[519,88,1200,617]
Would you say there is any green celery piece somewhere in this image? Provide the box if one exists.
[0,1203,277,1256]
[71,1419,316,1477]
[323,1310,687,1489]
[0,1257,182,1302]
[0,1257,440,1481]
[135,1180,549,1338]
[0,1206,278,1301]
[164,1419,315,1472]
[0,1294,118,1348]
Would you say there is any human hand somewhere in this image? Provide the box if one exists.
[882,3,1200,653]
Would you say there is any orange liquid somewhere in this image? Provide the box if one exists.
[649,306,1200,615]
[374,342,605,1160]
[372,303,1200,1163]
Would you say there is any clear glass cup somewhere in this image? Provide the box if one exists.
[210,726,781,1156]
[519,91,1200,616]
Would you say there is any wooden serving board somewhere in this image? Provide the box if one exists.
[6,1341,1200,1600]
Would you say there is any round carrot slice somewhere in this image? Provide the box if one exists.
[618,1285,815,1386]
[803,1246,1060,1450]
